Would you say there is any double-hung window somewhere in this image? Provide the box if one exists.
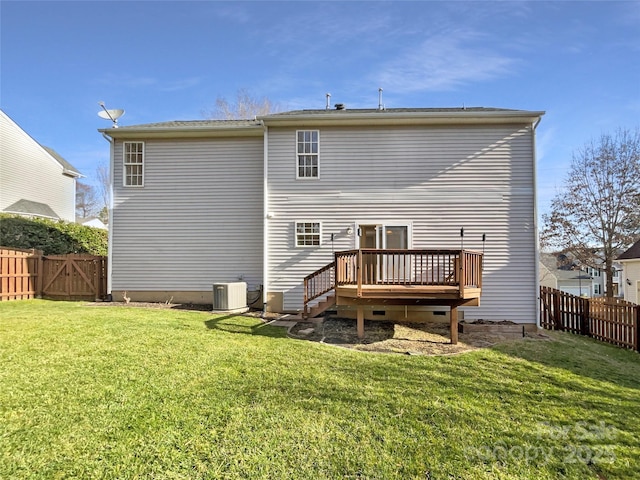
[295,221,321,247]
[296,130,319,178]
[123,141,144,186]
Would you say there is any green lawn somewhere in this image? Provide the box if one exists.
[1,300,638,479]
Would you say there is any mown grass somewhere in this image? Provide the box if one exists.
[1,300,638,479]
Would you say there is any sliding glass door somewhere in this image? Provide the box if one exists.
[357,223,411,283]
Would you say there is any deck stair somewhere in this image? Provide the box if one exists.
[306,293,336,318]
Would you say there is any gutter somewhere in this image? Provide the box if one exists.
[262,125,269,314]
[100,132,115,298]
[532,116,543,328]
[97,124,264,140]
[260,110,546,128]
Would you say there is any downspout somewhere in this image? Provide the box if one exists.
[262,124,269,315]
[101,132,115,299]
[532,116,542,328]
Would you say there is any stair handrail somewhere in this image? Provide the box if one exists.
[303,261,336,317]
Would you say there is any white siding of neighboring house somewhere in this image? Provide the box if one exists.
[620,260,640,304]
[539,263,557,288]
[111,137,264,295]
[0,111,76,221]
[266,124,538,324]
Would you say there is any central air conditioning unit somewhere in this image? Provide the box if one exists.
[213,282,247,311]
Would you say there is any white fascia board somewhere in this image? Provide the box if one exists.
[260,111,546,128]
[98,125,264,140]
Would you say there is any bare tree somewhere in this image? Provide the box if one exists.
[96,163,110,224]
[541,128,640,296]
[203,88,280,120]
[76,181,99,219]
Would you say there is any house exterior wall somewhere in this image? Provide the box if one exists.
[620,260,640,304]
[0,111,76,221]
[266,123,539,324]
[110,137,264,302]
[539,263,557,288]
[556,280,592,297]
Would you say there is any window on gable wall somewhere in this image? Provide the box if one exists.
[123,141,144,186]
[295,221,321,246]
[296,130,319,178]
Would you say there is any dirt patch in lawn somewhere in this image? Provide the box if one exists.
[289,318,551,356]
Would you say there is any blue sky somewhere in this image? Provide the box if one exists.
[2,1,639,218]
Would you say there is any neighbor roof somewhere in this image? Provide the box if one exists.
[42,146,82,177]
[3,199,60,219]
[617,239,640,260]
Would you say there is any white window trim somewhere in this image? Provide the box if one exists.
[295,221,322,248]
[295,130,320,180]
[123,141,145,187]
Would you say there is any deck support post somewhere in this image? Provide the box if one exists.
[357,307,365,339]
[450,306,459,344]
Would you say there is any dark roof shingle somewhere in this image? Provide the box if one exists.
[617,239,640,260]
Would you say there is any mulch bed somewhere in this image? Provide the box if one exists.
[85,302,550,356]
[289,318,550,356]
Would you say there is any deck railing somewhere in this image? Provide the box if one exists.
[304,249,483,311]
[303,261,336,307]
[335,249,483,295]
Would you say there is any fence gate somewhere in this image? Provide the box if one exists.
[41,254,107,300]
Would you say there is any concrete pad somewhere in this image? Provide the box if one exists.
[268,320,298,328]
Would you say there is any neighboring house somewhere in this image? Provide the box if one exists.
[100,106,544,327]
[539,253,593,297]
[0,110,81,222]
[78,216,108,230]
[583,262,623,297]
[617,239,640,304]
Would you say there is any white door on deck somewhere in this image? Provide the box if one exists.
[358,224,410,283]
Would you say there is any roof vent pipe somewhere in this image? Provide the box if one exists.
[326,93,331,110]
[335,103,345,110]
[378,87,385,111]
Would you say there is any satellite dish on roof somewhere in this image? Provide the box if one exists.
[97,101,125,127]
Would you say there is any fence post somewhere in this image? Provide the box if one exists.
[581,297,590,337]
[553,289,562,330]
[35,250,44,298]
[635,305,640,353]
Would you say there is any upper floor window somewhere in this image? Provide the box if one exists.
[123,141,144,187]
[296,130,319,179]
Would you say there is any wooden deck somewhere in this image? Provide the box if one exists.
[336,284,481,301]
[303,248,484,343]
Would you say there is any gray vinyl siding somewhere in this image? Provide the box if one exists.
[0,111,76,221]
[267,125,537,323]
[111,137,263,292]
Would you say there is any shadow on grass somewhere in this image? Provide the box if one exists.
[170,303,213,311]
[204,315,287,338]
[490,331,640,391]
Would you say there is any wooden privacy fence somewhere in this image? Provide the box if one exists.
[1,247,107,301]
[540,286,640,352]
